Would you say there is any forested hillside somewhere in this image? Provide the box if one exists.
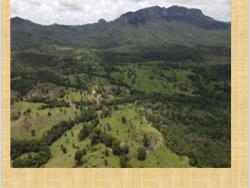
[11,6,231,168]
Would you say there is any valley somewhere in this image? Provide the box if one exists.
[10,6,231,168]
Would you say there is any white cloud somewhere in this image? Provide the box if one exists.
[11,0,231,25]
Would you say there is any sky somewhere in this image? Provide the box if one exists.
[11,0,231,25]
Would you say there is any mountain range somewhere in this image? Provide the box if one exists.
[11,6,230,51]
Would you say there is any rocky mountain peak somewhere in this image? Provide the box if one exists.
[98,19,107,24]
[163,6,204,17]
[11,17,28,24]
[115,5,210,25]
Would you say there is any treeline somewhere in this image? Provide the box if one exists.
[39,100,70,109]
[11,78,34,95]
[27,96,70,109]
[24,69,65,86]
[97,45,204,64]
[15,52,57,67]
[42,120,75,145]
[11,139,51,168]
[11,69,66,95]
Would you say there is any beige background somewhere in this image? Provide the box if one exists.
[2,0,248,187]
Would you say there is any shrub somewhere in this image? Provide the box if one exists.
[74,150,86,166]
[104,159,108,166]
[119,155,129,168]
[121,116,127,124]
[137,147,146,161]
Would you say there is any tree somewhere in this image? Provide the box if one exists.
[137,147,146,161]
[112,141,129,156]
[106,123,111,131]
[121,116,127,124]
[105,149,109,156]
[121,145,129,155]
[90,129,101,145]
[112,141,121,155]
[11,112,21,121]
[82,149,87,155]
[31,130,36,137]
[119,155,129,168]
[100,133,115,147]
[104,159,108,166]
[78,127,90,141]
[74,150,84,165]
[60,144,67,154]
[143,134,150,148]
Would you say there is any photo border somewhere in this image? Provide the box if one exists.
[2,0,248,187]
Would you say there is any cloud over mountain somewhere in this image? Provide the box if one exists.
[11,0,231,25]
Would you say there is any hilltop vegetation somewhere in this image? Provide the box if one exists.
[10,6,231,168]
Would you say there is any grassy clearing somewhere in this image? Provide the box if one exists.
[45,123,89,167]
[27,82,65,99]
[11,105,79,140]
[64,89,88,102]
[99,104,163,147]
[129,146,190,168]
[132,68,181,95]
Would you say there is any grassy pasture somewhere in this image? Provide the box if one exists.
[11,104,79,140]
